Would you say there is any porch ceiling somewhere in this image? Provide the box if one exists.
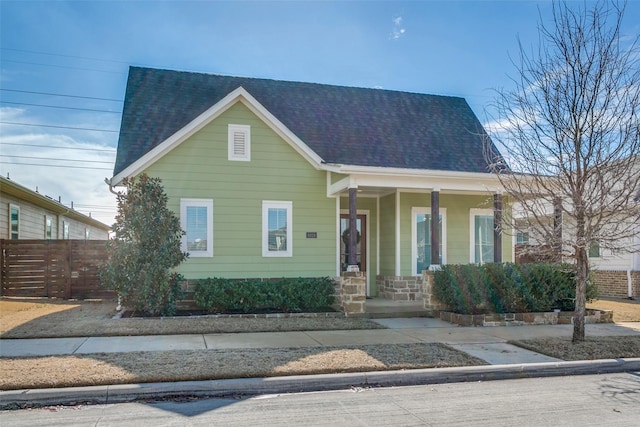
[327,170,504,198]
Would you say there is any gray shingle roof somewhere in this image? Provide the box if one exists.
[114,67,501,176]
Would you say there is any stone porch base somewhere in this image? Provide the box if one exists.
[377,275,424,301]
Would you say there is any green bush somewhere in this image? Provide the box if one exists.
[99,174,187,316]
[193,277,336,313]
[433,263,597,315]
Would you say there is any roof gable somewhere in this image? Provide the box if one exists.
[114,67,502,177]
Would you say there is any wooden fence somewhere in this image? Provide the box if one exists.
[0,239,114,299]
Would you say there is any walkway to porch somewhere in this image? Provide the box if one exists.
[364,297,427,318]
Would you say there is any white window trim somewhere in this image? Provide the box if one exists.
[470,208,494,264]
[62,220,70,240]
[9,204,20,239]
[588,241,601,259]
[180,198,214,257]
[228,124,251,161]
[262,200,293,257]
[411,207,447,275]
[44,216,53,239]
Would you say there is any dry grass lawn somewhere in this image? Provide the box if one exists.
[0,344,486,390]
[0,299,382,339]
[1,297,638,391]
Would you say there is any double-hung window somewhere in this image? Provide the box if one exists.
[470,209,494,264]
[516,231,530,245]
[262,201,292,257]
[411,207,446,274]
[180,199,213,257]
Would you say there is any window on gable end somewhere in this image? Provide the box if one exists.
[180,199,214,257]
[262,201,292,257]
[228,124,251,161]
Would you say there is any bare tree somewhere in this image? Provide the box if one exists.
[486,1,640,342]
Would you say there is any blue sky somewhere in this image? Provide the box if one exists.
[1,0,639,226]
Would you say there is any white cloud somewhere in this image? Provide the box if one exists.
[390,16,406,40]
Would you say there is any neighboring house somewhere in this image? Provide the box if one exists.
[109,66,512,300]
[515,205,640,299]
[0,176,110,240]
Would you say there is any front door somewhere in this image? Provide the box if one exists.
[340,214,366,273]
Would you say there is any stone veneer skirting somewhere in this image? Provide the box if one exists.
[591,270,639,299]
[377,275,424,301]
[336,272,367,316]
[439,309,613,327]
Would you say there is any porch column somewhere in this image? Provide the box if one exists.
[348,187,358,270]
[493,193,502,263]
[430,190,440,266]
[553,197,563,261]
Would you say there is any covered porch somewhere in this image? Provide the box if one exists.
[327,168,512,316]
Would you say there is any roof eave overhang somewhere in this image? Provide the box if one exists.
[110,87,325,186]
[1,178,111,231]
[323,164,505,196]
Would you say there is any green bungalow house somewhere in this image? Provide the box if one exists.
[109,67,512,313]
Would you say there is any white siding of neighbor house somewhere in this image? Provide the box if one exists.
[0,193,108,240]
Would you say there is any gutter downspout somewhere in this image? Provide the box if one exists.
[104,177,122,311]
[627,269,633,300]
[105,177,119,195]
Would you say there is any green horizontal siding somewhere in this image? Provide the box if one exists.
[399,192,512,275]
[144,102,336,279]
[379,193,396,276]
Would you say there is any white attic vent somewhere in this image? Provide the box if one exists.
[228,124,251,161]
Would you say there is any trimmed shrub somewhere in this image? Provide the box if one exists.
[193,277,336,313]
[433,263,597,315]
[98,174,187,316]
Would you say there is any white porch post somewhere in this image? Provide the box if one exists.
[431,189,440,267]
[395,190,401,276]
[348,187,358,270]
[494,193,502,263]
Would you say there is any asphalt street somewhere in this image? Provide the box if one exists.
[1,372,638,426]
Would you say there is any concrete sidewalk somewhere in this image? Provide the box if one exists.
[2,318,640,364]
[1,319,639,408]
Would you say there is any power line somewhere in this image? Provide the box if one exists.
[1,59,123,74]
[0,88,122,102]
[0,47,131,65]
[0,161,112,171]
[0,100,122,114]
[0,121,119,133]
[0,142,116,152]
[3,155,113,164]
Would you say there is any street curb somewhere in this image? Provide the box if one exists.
[1,358,639,409]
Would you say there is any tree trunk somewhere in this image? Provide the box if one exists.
[573,246,588,342]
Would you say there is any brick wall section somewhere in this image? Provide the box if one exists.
[591,270,639,299]
[376,275,424,301]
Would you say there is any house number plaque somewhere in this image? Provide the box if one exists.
[306,232,317,238]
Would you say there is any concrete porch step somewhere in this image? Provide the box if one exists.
[364,298,427,319]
